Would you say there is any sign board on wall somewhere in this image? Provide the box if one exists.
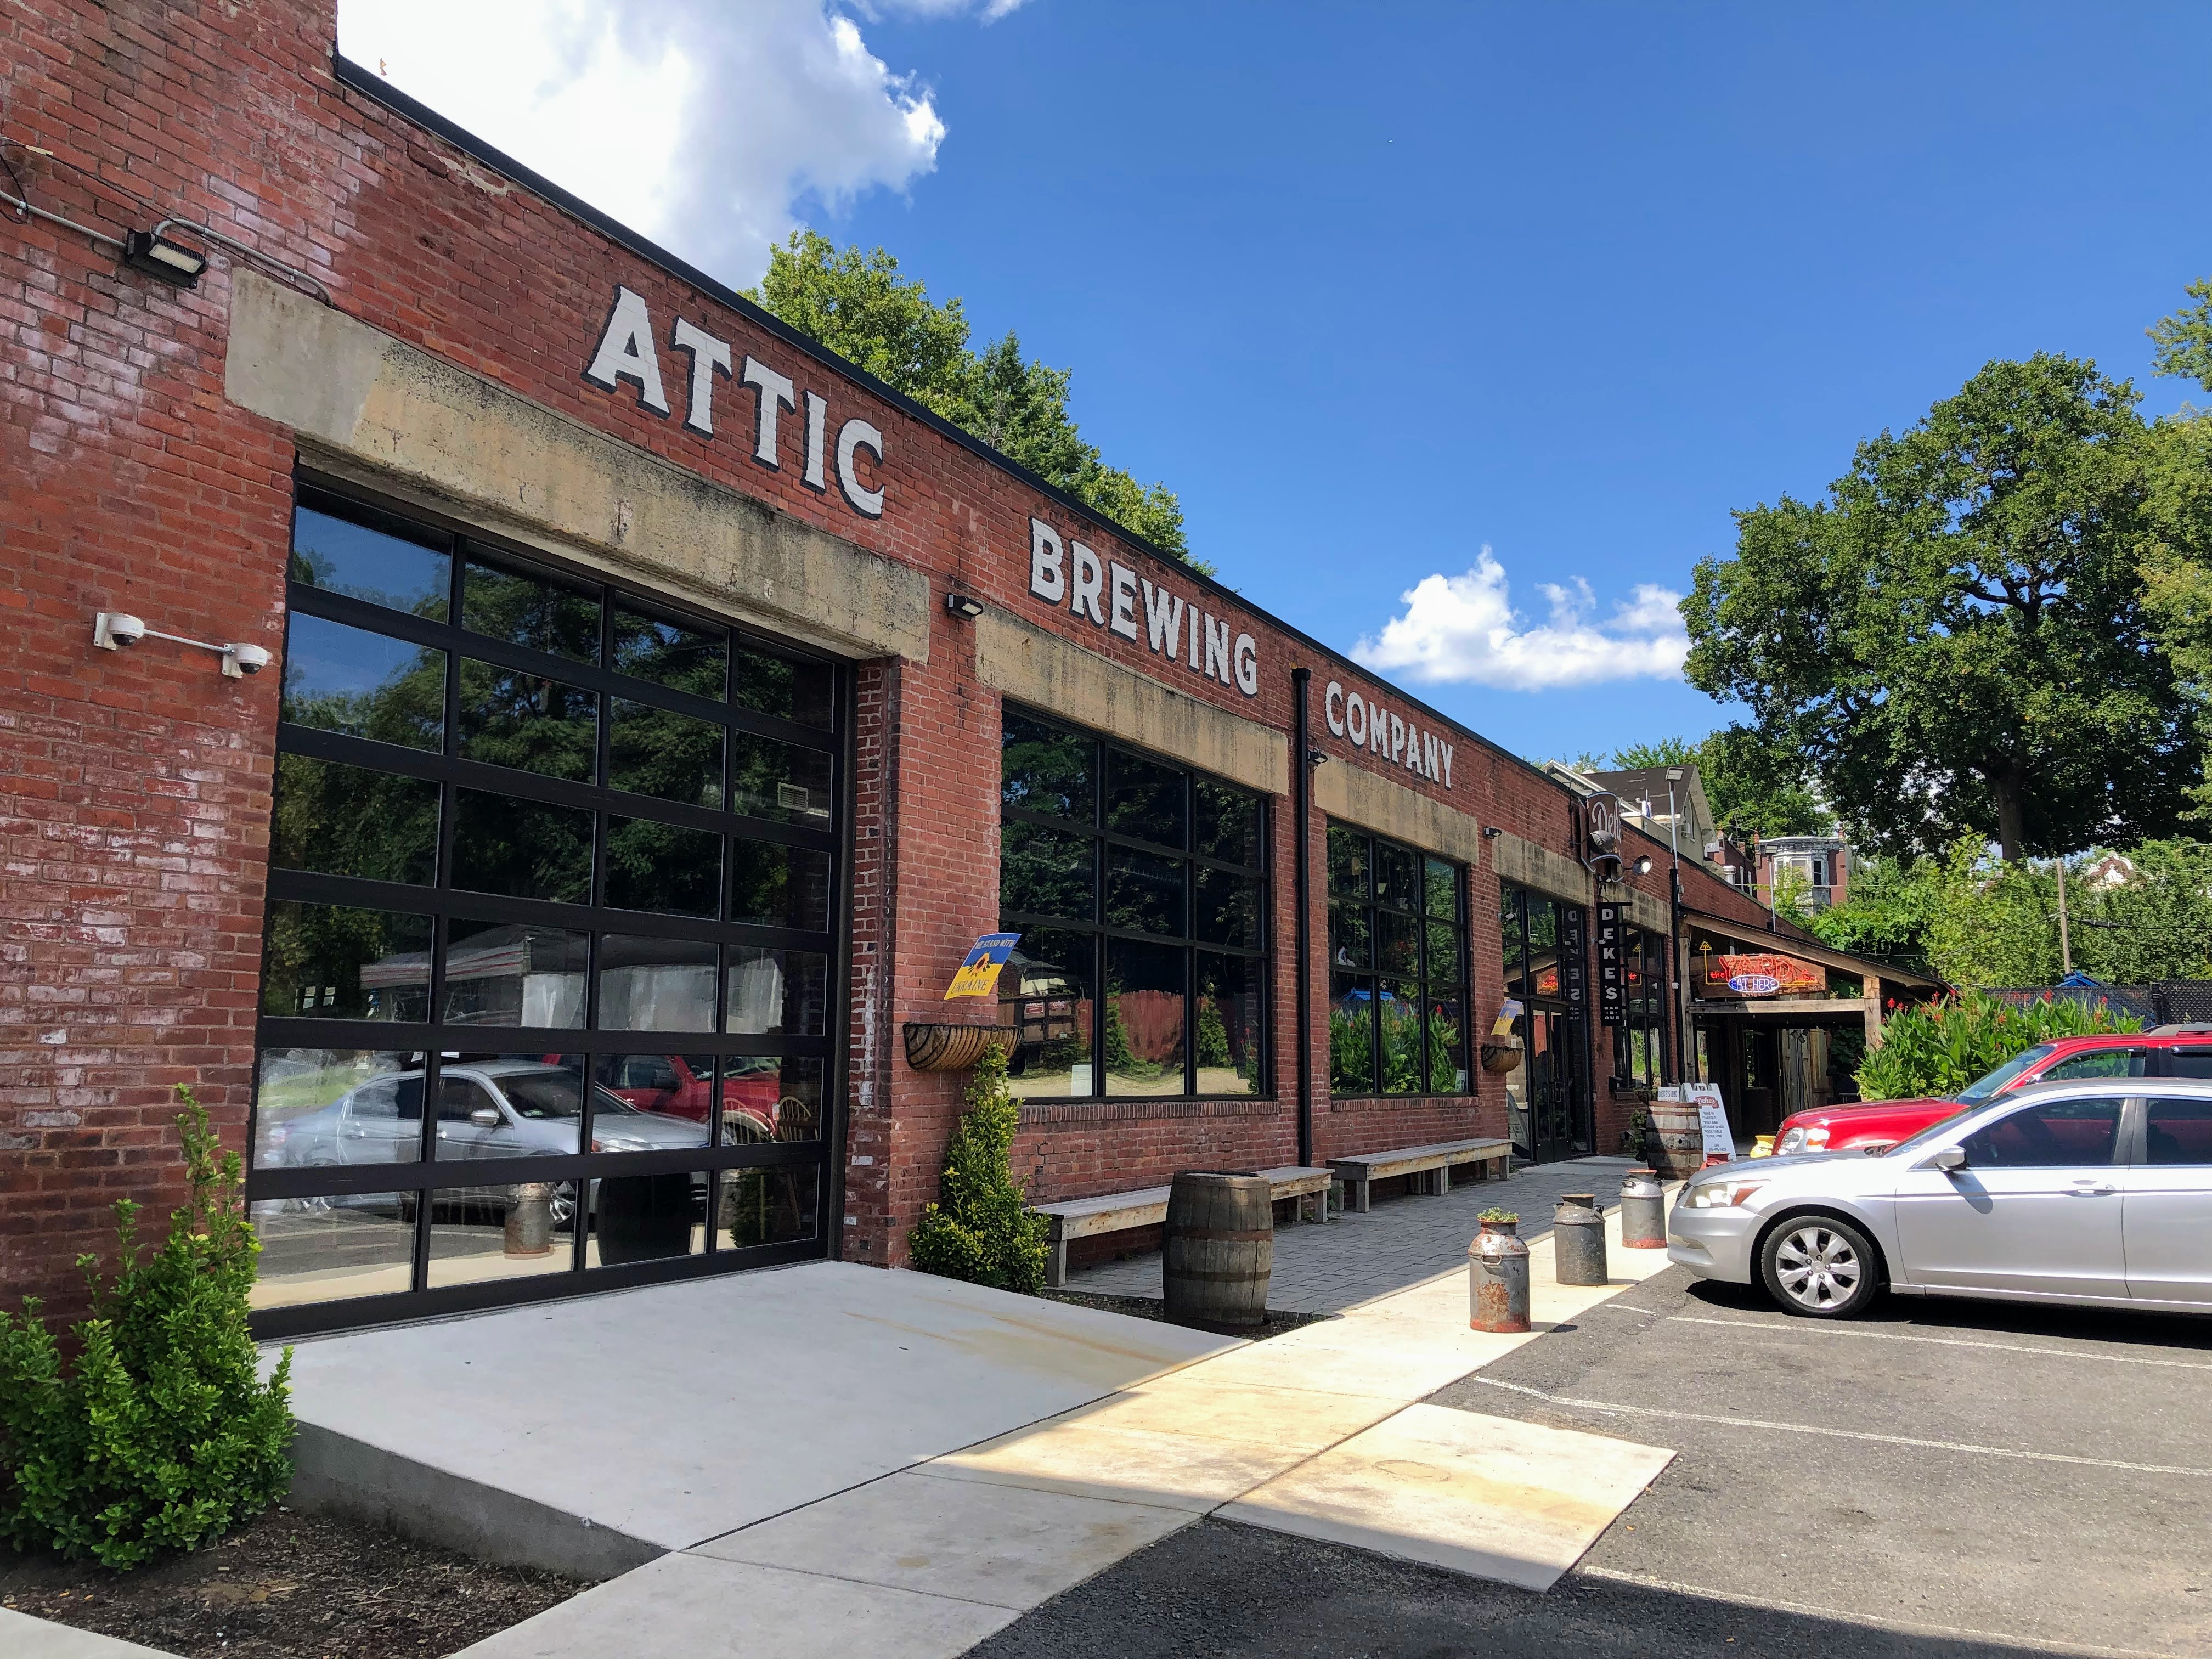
[945,933,1022,1000]
[582,286,888,520]
[1029,519,1259,698]
[1700,949,1826,999]
[1561,905,1587,1013]
[1320,680,1457,789]
[1595,902,1624,1028]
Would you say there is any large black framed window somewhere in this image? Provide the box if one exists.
[998,708,1267,1100]
[246,484,845,1332]
[1611,926,1668,1087]
[1327,824,1470,1097]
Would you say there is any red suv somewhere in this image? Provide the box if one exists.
[1773,1028,2212,1156]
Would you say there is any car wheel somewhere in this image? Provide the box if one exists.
[1760,1215,1878,1318]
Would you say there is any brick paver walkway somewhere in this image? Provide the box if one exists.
[1068,1156,1646,1315]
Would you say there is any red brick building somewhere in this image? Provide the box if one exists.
[1,2,1903,1335]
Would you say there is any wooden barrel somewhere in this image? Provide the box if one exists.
[1648,1099,1705,1178]
[1162,1171,1273,1331]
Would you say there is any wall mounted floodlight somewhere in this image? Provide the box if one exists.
[95,611,272,677]
[944,592,986,619]
[122,229,208,287]
[1633,855,1655,876]
[1481,825,1501,840]
[1306,747,1329,769]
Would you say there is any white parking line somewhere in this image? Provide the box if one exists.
[1470,1378,2212,1478]
[1666,1314,2212,1372]
[1575,1566,2178,1659]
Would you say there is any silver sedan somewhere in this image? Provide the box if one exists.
[1668,1077,2212,1318]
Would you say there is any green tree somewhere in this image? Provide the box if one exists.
[2148,275,2212,392]
[1609,730,1829,838]
[1684,355,2198,861]
[2141,280,2212,820]
[749,230,1203,569]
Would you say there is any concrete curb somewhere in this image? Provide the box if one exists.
[286,1421,664,1583]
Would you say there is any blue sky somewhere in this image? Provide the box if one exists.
[342,1,2212,763]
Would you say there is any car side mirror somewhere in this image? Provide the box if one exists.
[1931,1146,1967,1172]
[470,1107,500,1130]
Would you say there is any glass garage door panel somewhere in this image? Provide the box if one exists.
[250,486,845,1329]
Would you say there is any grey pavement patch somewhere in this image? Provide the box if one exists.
[965,1515,2073,1657]
[1427,1265,2212,1658]
[1465,1375,2212,1479]
[1660,1313,2212,1370]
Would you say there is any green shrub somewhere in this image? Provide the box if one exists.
[0,1087,294,1568]
[908,1046,1051,1294]
[1857,992,2141,1102]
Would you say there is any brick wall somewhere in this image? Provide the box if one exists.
[0,0,1843,1309]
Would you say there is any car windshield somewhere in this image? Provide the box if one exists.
[495,1073,586,1119]
[1954,1043,2058,1104]
[1884,1103,1986,1158]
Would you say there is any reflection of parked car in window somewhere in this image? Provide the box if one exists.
[596,1054,814,1142]
[266,1062,707,1222]
[1773,1031,2212,1156]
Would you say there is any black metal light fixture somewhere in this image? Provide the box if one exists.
[122,228,208,287]
[1633,855,1654,876]
[944,592,985,620]
[1481,825,1501,840]
[1306,747,1328,769]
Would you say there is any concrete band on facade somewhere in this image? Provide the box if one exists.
[0,3,1925,1332]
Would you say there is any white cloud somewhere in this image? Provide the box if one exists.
[1351,549,1691,692]
[338,0,975,286]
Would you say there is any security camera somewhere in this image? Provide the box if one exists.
[94,613,146,650]
[224,643,272,678]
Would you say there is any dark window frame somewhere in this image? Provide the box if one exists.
[1611,924,1668,1088]
[997,704,1269,1101]
[249,479,850,1333]
[1325,822,1472,1099]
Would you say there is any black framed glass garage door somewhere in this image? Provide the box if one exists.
[245,482,848,1336]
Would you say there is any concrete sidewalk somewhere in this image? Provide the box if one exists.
[1073,1155,1644,1313]
[454,1194,1679,1658]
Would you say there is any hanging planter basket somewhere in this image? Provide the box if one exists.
[1478,1035,1526,1075]
[902,1022,1017,1073]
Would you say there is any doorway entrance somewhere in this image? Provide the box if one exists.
[1499,882,1593,1162]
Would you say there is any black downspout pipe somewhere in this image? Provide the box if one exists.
[1292,667,1314,1171]
[1669,860,1686,1085]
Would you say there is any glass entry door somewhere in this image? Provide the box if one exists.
[1526,1004,1590,1162]
[1500,883,1593,1163]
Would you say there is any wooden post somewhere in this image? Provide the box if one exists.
[1863,975,1884,1053]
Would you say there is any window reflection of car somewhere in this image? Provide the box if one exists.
[597,1053,813,1142]
[265,1062,706,1217]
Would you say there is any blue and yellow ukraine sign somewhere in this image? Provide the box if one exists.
[944,932,1021,1000]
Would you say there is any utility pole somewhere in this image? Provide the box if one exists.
[2055,857,2072,977]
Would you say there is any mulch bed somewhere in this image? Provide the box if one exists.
[1041,1288,1335,1341]
[1,1505,585,1658]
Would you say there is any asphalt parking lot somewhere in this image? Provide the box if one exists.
[977,1266,2212,1658]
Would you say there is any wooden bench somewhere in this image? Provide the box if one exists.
[1327,1137,1513,1214]
[1032,1165,1335,1289]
